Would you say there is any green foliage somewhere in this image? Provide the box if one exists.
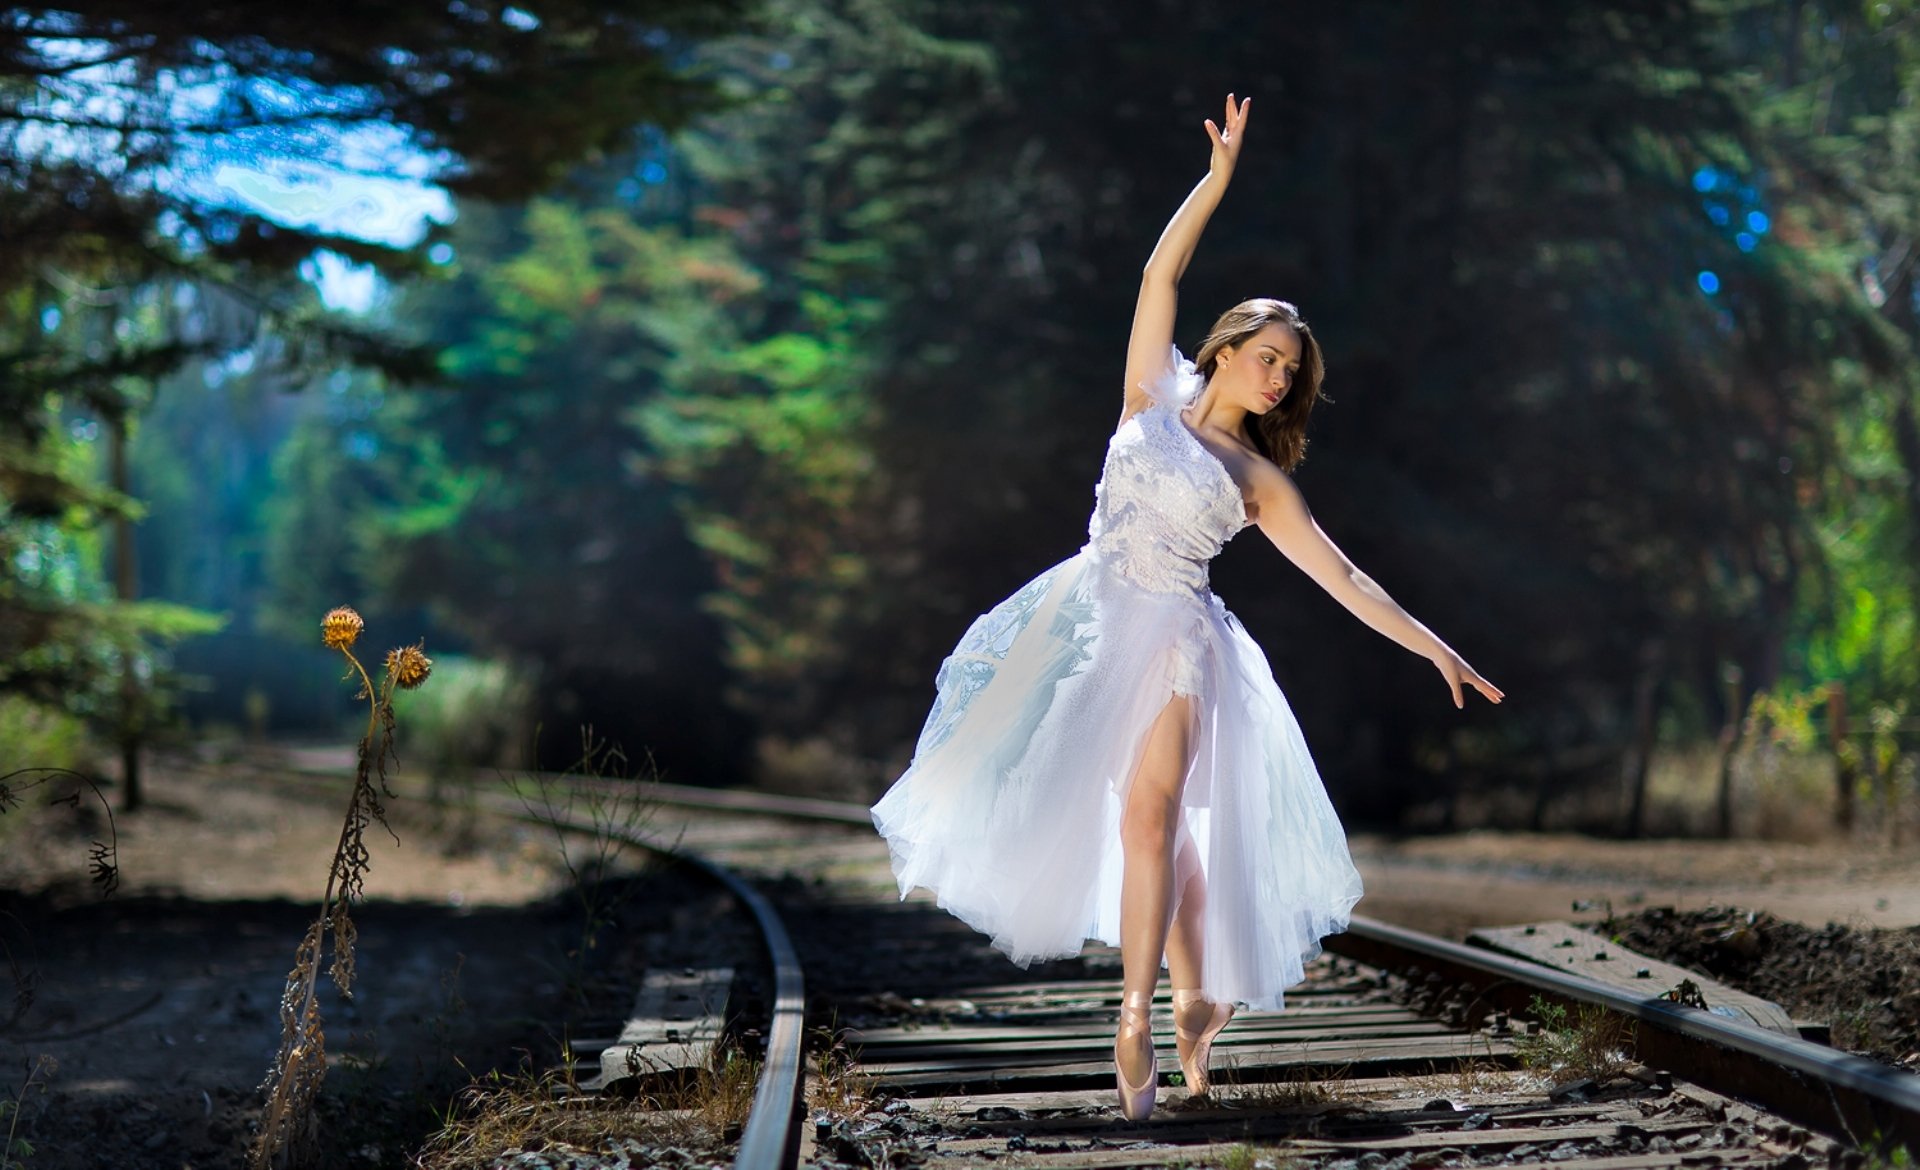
[0,0,752,762]
[634,286,885,726]
[1733,1,1920,765]
[0,697,93,775]
[1747,686,1824,753]
[261,196,751,772]
[1,1054,56,1170]
[1513,994,1634,1082]
[391,655,537,775]
[255,0,1920,809]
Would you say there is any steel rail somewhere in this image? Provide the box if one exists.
[279,755,872,827]
[440,785,811,1170]
[1328,915,1920,1151]
[665,850,806,1170]
[275,756,1920,1155]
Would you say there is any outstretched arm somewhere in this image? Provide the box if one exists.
[1249,464,1505,709]
[1121,94,1250,423]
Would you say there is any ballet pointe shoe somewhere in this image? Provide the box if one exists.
[1112,989,1158,1120]
[1171,988,1235,1096]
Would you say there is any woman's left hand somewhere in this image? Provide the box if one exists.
[1204,93,1250,178]
[1431,646,1504,710]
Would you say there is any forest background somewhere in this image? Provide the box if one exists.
[4,0,1918,835]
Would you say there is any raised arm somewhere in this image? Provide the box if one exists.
[1248,463,1506,710]
[1121,94,1251,424]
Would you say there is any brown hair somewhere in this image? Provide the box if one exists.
[1192,298,1329,473]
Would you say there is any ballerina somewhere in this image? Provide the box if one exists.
[869,93,1504,1120]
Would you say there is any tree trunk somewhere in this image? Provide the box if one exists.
[1714,664,1747,839]
[1622,640,1663,837]
[1827,681,1855,832]
[1530,737,1559,832]
[110,414,141,813]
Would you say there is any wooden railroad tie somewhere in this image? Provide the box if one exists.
[1464,920,1799,1036]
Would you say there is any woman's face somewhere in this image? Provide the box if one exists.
[1213,322,1302,415]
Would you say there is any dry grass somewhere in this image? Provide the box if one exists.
[806,1023,871,1114]
[1512,994,1635,1084]
[414,1041,761,1168]
[1211,1141,1301,1170]
[1213,1053,1352,1108]
[1404,1051,1516,1102]
[1414,730,1917,843]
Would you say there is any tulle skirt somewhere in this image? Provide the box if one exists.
[869,549,1364,1012]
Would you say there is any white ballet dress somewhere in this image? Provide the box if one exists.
[869,344,1364,1012]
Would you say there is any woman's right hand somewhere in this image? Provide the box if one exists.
[1205,93,1250,179]
[1431,644,1504,710]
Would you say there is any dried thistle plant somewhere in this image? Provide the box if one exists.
[250,606,430,1170]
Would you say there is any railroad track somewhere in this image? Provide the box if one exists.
[279,756,1920,1169]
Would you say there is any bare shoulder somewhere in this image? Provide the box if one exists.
[1244,455,1297,498]
[1241,450,1307,527]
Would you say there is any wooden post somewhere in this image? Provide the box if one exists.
[1714,663,1745,839]
[1827,681,1854,832]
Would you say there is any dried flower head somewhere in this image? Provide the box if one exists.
[385,643,432,690]
[321,607,364,651]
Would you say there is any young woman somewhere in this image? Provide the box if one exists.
[869,94,1503,1120]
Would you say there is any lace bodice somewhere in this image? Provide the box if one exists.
[1084,353,1252,596]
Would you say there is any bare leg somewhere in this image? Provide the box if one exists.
[1165,833,1207,990]
[1166,837,1226,1062]
[1114,692,1194,1088]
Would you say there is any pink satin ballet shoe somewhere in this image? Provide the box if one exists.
[1113,989,1158,1120]
[1171,988,1235,1096]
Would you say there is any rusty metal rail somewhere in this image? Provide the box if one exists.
[275,755,1920,1165]
[471,794,810,1170]
[273,758,816,1167]
[1329,914,1920,1151]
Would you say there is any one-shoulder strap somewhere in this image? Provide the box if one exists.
[1140,343,1205,412]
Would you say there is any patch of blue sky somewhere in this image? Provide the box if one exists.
[19,35,454,314]
[300,251,384,314]
[173,120,453,314]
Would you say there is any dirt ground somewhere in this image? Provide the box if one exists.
[1346,827,1920,940]
[0,748,609,1170]
[3,744,1919,1168]
[1608,904,1920,1068]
